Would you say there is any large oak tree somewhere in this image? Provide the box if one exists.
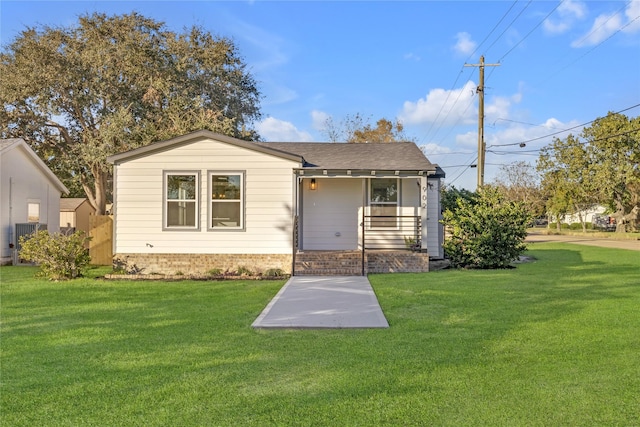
[1,12,262,214]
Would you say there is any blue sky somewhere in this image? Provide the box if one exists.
[2,1,639,189]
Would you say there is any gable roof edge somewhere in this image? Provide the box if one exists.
[107,130,304,164]
[1,139,69,194]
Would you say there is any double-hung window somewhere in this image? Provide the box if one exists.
[209,172,244,230]
[369,178,399,228]
[165,172,198,229]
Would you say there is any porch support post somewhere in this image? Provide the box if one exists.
[361,178,366,276]
[420,175,428,253]
[292,174,298,276]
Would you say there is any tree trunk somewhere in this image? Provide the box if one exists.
[614,205,639,233]
[83,169,108,215]
[93,170,108,215]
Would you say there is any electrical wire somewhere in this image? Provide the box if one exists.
[497,1,563,63]
[488,103,640,148]
[464,0,520,63]
[420,1,522,144]
[483,0,533,56]
[553,13,640,77]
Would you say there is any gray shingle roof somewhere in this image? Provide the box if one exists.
[107,130,444,177]
[60,198,90,212]
[255,141,440,172]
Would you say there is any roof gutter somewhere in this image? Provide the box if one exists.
[294,169,438,178]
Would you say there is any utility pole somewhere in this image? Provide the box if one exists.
[464,55,499,190]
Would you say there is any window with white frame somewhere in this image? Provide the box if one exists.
[165,172,198,229]
[209,172,244,229]
[369,178,399,228]
[27,202,40,223]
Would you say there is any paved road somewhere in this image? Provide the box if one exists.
[526,232,640,251]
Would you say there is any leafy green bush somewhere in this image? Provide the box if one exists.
[236,266,252,276]
[442,186,531,269]
[264,268,285,277]
[19,230,91,280]
[207,268,223,276]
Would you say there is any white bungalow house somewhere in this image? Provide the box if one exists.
[107,130,445,276]
[1,138,69,265]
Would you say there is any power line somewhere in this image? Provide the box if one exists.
[484,0,533,56]
[497,1,563,63]
[421,1,522,145]
[571,2,630,48]
[447,153,479,186]
[488,103,640,148]
[489,127,640,155]
[554,13,640,76]
[464,0,520,62]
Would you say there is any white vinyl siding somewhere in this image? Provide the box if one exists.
[1,142,63,260]
[113,138,298,254]
[300,177,424,251]
[301,178,361,250]
[426,177,444,258]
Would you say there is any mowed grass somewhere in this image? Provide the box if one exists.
[1,243,639,426]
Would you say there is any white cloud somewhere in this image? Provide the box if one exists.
[624,0,640,34]
[572,11,623,47]
[400,81,523,129]
[485,92,523,124]
[452,32,477,56]
[400,81,477,126]
[572,1,640,47]
[544,0,587,34]
[256,117,314,142]
[404,52,421,61]
[419,143,454,156]
[310,110,330,131]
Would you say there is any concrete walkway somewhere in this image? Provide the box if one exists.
[252,276,389,329]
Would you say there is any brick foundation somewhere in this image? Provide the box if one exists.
[294,250,430,275]
[112,250,430,277]
[366,251,430,273]
[113,253,292,276]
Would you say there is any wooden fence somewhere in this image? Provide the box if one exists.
[89,215,113,265]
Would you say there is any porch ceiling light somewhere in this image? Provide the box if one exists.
[310,178,317,191]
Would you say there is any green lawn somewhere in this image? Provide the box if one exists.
[1,243,639,426]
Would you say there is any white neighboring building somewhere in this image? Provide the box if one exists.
[563,205,607,224]
[1,139,69,265]
[108,131,445,275]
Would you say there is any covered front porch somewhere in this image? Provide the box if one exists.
[291,169,442,276]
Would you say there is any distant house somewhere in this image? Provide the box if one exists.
[1,138,69,265]
[562,205,607,225]
[107,131,445,276]
[60,198,96,235]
